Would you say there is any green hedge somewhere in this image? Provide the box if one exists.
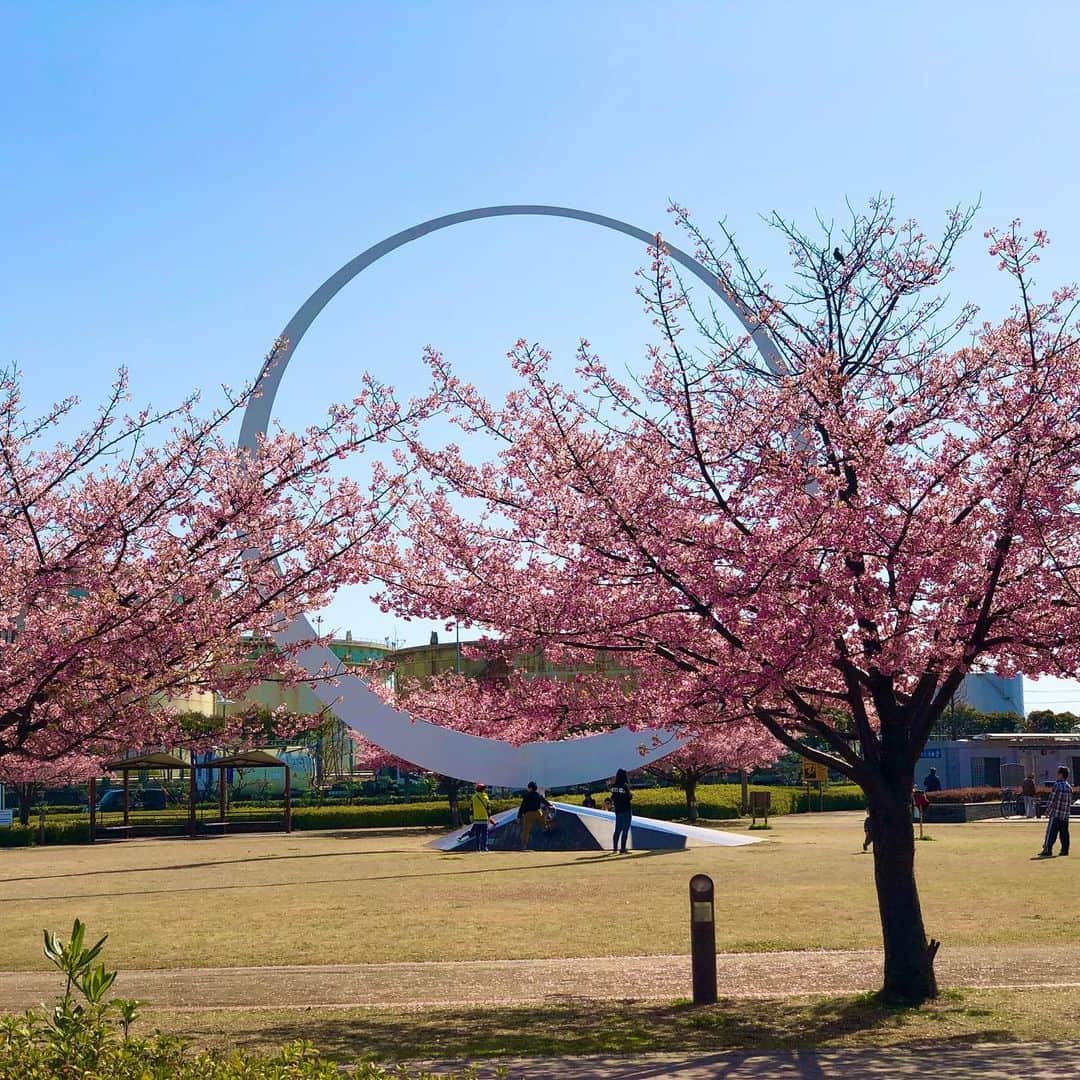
[0,818,91,847]
[562,783,864,819]
[0,786,867,846]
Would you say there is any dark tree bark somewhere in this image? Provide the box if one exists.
[682,776,699,822]
[15,782,38,827]
[438,775,463,827]
[867,777,938,1003]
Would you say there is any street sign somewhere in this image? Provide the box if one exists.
[0,810,13,828]
[801,761,828,784]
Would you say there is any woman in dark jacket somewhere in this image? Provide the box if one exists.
[610,768,633,854]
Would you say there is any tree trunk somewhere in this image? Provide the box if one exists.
[740,770,749,815]
[868,784,939,1003]
[683,777,699,823]
[15,783,37,827]
[439,776,462,827]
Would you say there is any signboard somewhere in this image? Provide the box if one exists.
[801,761,828,784]
[920,748,942,759]
[0,810,13,828]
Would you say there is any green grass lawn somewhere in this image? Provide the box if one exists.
[0,812,1074,971]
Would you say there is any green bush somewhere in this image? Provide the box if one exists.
[926,784,1077,805]
[0,918,488,1079]
[0,783,871,847]
[0,818,91,848]
[291,799,514,830]
[563,783,864,819]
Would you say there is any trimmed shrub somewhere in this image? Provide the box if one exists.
[562,783,865,819]
[927,784,1079,805]
[0,818,91,848]
[0,783,872,846]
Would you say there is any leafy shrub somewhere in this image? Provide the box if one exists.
[925,786,1002,804]
[927,784,1079,804]
[564,783,865,818]
[0,818,91,848]
[2,782,873,847]
[0,918,489,1079]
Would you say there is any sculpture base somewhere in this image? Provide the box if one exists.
[430,801,762,853]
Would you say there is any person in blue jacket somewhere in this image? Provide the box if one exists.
[1038,766,1072,858]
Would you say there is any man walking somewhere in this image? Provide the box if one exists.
[516,781,550,849]
[923,768,942,793]
[1038,766,1072,858]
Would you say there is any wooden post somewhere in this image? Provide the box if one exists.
[187,761,197,838]
[122,770,130,826]
[218,765,227,825]
[88,777,96,843]
[740,769,749,815]
[283,765,292,833]
[689,874,717,1005]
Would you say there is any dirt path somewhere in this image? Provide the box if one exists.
[2,944,1079,1011]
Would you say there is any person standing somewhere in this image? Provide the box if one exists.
[923,768,942,793]
[912,787,930,839]
[1022,773,1038,819]
[610,768,633,854]
[470,783,493,853]
[1038,767,1072,858]
[517,781,550,848]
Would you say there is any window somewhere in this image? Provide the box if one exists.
[971,756,1001,788]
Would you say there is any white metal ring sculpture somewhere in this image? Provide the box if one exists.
[241,206,784,788]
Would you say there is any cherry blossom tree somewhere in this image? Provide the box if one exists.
[642,726,779,822]
[0,348,426,779]
[373,199,1080,1003]
[372,649,779,821]
[0,754,97,826]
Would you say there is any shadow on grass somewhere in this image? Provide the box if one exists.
[1,850,659,903]
[165,994,1017,1064]
[0,842,432,885]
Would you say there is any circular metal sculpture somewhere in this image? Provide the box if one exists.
[241,206,783,788]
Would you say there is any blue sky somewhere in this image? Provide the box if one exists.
[5,1,1080,709]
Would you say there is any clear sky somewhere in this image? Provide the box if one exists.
[5,1,1080,709]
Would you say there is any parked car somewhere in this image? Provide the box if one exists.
[96,787,167,813]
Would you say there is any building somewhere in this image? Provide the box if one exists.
[915,672,1044,789]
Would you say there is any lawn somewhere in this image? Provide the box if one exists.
[151,988,1080,1062]
[0,813,1074,972]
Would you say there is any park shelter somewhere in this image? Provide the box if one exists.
[93,750,292,840]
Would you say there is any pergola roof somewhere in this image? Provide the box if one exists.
[202,750,286,769]
[103,752,189,772]
[100,750,289,772]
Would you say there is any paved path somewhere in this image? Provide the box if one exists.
[425,1044,1080,1079]
[2,945,1080,1010]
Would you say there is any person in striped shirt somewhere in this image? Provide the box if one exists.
[1037,766,1073,858]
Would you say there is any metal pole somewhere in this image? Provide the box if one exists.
[689,874,717,1005]
[284,766,292,833]
[88,777,96,843]
[123,770,130,827]
[188,761,196,838]
[219,765,226,825]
